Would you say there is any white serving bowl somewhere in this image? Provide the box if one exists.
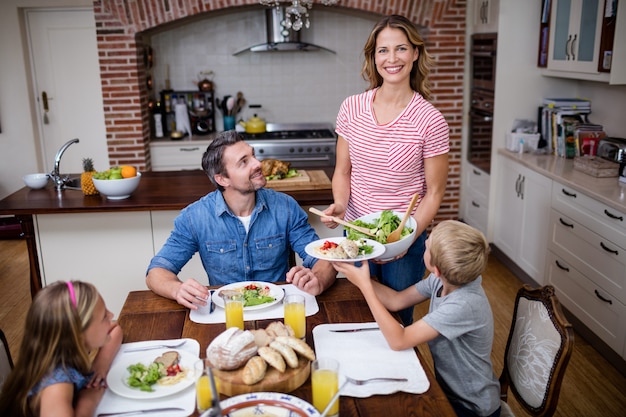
[353,210,417,261]
[92,172,141,200]
[23,173,49,189]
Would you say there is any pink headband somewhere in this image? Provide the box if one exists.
[66,281,77,308]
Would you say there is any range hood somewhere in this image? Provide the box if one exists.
[234,7,335,55]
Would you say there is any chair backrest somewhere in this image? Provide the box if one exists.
[499,285,574,417]
[0,328,14,392]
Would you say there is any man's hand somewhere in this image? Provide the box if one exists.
[286,265,324,295]
[175,278,210,310]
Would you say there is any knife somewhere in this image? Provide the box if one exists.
[330,327,380,333]
[209,290,216,314]
[98,407,184,417]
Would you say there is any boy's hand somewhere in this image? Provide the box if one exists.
[331,261,372,289]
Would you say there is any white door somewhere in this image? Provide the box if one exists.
[25,8,108,175]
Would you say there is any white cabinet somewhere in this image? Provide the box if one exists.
[150,140,210,171]
[461,163,490,234]
[493,155,552,284]
[547,181,626,355]
[472,0,499,33]
[547,0,604,73]
[35,212,155,318]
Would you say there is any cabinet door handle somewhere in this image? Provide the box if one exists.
[565,34,572,60]
[514,175,521,197]
[472,201,480,208]
[604,209,624,222]
[179,147,200,152]
[559,218,574,228]
[570,34,577,60]
[594,289,613,305]
[599,241,619,256]
[519,176,525,200]
[473,169,481,176]
[561,188,577,198]
[555,260,569,272]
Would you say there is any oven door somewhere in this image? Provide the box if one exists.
[468,107,494,174]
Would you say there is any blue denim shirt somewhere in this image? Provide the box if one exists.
[148,188,321,286]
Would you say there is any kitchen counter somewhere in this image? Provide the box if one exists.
[499,149,626,212]
[0,168,334,307]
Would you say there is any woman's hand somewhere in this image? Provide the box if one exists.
[320,203,345,229]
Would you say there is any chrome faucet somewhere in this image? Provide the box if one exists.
[50,138,80,190]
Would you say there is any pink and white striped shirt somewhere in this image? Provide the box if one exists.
[336,88,450,221]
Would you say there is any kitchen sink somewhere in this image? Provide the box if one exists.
[62,177,82,190]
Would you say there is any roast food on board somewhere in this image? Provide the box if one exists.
[315,238,374,259]
[348,210,414,244]
[207,322,315,386]
[261,159,299,180]
[125,350,187,392]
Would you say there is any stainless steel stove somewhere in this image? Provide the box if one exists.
[239,123,337,167]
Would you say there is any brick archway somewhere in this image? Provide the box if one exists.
[94,0,465,220]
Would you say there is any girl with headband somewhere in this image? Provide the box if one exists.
[0,280,122,417]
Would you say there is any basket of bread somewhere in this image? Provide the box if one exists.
[206,321,316,396]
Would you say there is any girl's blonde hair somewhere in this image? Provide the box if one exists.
[428,220,490,286]
[0,280,99,417]
[361,14,434,100]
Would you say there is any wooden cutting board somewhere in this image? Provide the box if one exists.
[213,356,310,396]
[265,170,331,191]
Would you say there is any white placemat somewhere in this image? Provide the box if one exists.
[190,284,319,324]
[94,338,199,417]
[312,323,430,398]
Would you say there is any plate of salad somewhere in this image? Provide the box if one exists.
[213,281,285,311]
[107,349,196,399]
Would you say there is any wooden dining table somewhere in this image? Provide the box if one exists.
[116,278,456,417]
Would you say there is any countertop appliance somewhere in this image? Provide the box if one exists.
[239,122,337,168]
[597,137,626,163]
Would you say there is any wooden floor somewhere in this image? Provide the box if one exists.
[1,239,625,415]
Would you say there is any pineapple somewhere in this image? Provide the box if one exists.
[81,158,99,196]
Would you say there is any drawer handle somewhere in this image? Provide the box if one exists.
[600,241,619,255]
[604,209,624,222]
[179,147,200,152]
[555,260,569,272]
[561,188,577,198]
[559,218,574,228]
[473,169,481,176]
[594,290,613,305]
[472,201,480,208]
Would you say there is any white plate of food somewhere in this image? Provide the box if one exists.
[213,281,285,311]
[107,349,196,399]
[215,392,321,417]
[304,237,385,262]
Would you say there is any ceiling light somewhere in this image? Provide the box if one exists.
[259,1,339,31]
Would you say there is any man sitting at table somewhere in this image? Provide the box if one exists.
[146,130,336,310]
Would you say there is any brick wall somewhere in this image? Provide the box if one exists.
[94,0,467,222]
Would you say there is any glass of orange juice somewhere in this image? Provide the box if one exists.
[195,359,220,413]
[224,293,244,329]
[311,358,340,417]
[284,294,306,339]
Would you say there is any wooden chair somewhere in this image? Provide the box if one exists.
[499,285,574,417]
[0,328,14,392]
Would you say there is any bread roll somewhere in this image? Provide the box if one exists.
[258,346,286,373]
[242,356,267,385]
[270,341,299,368]
[206,327,258,370]
[250,328,273,347]
[266,321,294,338]
[274,336,316,361]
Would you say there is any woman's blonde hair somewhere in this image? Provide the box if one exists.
[361,14,434,100]
[428,220,490,286]
[0,280,99,417]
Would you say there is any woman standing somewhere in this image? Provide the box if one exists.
[323,15,449,325]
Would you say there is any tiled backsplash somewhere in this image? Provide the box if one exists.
[150,9,375,128]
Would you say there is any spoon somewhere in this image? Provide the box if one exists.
[386,193,420,243]
[308,207,377,238]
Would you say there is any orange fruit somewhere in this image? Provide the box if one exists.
[121,165,137,178]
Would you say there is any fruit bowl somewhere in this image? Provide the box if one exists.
[92,172,141,200]
[23,173,49,189]
[352,210,417,261]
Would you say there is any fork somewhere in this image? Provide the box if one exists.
[320,376,408,416]
[123,340,186,352]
